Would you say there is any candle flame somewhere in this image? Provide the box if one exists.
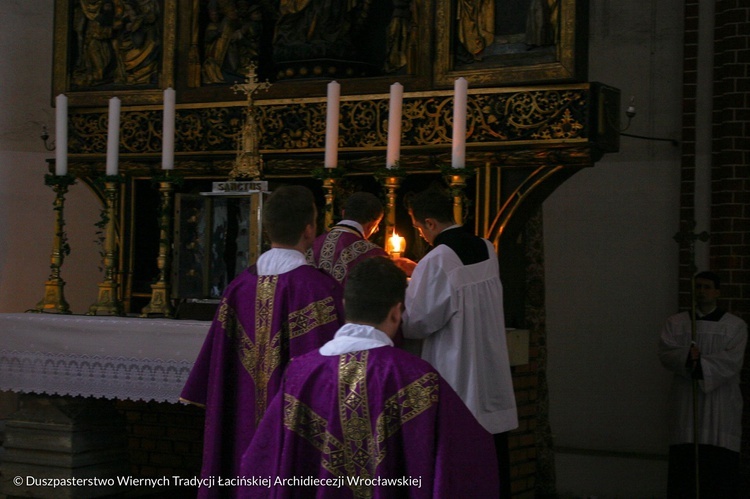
[388,230,405,255]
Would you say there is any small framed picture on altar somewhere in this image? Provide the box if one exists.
[52,0,176,107]
[433,0,587,88]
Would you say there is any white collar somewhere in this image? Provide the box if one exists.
[697,307,717,318]
[319,323,393,356]
[439,224,462,234]
[256,248,309,276]
[335,220,365,235]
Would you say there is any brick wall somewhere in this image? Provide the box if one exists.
[712,1,750,488]
[680,0,750,488]
[116,400,204,497]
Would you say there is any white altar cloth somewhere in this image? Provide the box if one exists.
[0,313,210,403]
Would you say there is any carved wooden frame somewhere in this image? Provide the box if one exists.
[52,0,176,107]
[434,0,586,88]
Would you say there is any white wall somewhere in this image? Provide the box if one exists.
[544,1,686,497]
[0,1,101,315]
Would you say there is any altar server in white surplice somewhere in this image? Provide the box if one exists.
[658,270,747,499]
[395,185,518,498]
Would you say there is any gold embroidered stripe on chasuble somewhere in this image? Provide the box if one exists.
[283,351,440,496]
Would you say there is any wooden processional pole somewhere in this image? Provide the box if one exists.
[673,221,709,498]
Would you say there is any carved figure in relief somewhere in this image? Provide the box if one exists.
[384,0,416,73]
[72,0,161,87]
[202,4,234,83]
[454,0,559,67]
[202,0,264,84]
[73,0,120,87]
[456,0,495,61]
[525,0,556,48]
[115,0,161,85]
[272,0,371,62]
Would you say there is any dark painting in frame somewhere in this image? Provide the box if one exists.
[52,0,176,107]
[434,0,587,88]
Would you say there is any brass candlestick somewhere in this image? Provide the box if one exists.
[381,175,403,237]
[88,180,124,316]
[445,173,468,225]
[32,175,76,314]
[322,177,337,230]
[141,177,175,317]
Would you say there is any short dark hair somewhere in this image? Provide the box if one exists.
[343,192,383,224]
[407,185,454,224]
[695,271,721,289]
[345,257,407,324]
[262,185,315,246]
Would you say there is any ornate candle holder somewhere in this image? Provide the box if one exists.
[88,176,124,316]
[441,165,476,226]
[312,167,345,230]
[141,173,180,317]
[32,174,77,314]
[322,177,337,230]
[376,167,406,238]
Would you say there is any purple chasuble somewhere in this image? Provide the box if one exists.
[180,265,344,498]
[308,228,387,283]
[239,346,499,498]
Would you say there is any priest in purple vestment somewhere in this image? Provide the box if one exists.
[180,185,345,499]
[239,257,499,498]
[307,191,387,283]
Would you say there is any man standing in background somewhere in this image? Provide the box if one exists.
[659,270,747,499]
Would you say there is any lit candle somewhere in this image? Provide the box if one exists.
[386,82,403,169]
[106,96,121,176]
[387,230,406,258]
[324,81,341,169]
[451,77,468,169]
[162,87,176,170]
[55,94,68,176]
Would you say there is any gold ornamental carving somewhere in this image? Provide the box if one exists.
[67,86,595,160]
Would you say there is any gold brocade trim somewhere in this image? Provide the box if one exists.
[318,232,382,283]
[282,356,439,498]
[283,394,346,473]
[287,296,339,338]
[374,372,439,449]
[217,299,231,330]
[338,351,374,497]
[249,276,281,425]
[318,232,343,275]
[336,241,381,282]
[222,278,338,427]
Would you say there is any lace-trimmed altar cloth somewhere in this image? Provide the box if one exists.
[0,313,209,403]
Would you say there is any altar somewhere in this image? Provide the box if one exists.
[0,313,209,498]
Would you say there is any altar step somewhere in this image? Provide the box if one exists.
[0,395,129,499]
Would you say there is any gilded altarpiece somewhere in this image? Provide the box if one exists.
[49,0,613,307]
[47,1,613,492]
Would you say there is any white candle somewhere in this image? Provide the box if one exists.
[106,97,121,176]
[324,81,341,168]
[452,77,468,169]
[386,82,403,169]
[162,87,176,170]
[55,94,68,176]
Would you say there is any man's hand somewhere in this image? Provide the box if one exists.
[392,257,417,277]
